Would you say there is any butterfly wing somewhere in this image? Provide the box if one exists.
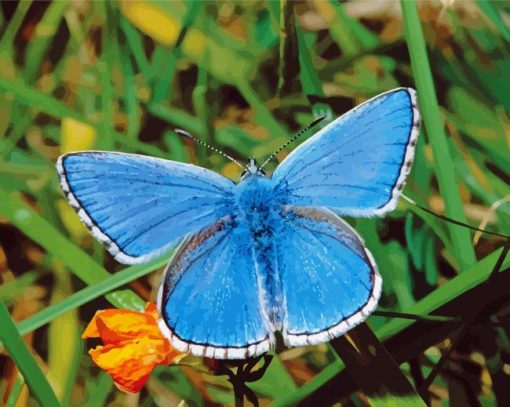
[272,88,420,216]
[277,206,381,346]
[57,151,234,264]
[157,219,270,359]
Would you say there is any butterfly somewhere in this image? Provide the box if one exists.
[57,88,420,359]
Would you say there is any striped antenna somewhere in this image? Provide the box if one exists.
[259,116,326,170]
[175,129,244,169]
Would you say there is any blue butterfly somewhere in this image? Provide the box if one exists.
[57,88,420,359]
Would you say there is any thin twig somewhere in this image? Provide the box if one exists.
[474,195,510,245]
[373,310,461,323]
[419,323,469,397]
[401,194,510,239]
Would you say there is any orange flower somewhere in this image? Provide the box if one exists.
[82,303,182,393]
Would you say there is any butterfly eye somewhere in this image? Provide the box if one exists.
[241,170,247,177]
[259,169,266,176]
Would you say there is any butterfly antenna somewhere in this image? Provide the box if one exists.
[175,129,244,169]
[259,116,326,170]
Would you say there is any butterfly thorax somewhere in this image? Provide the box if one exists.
[234,175,285,244]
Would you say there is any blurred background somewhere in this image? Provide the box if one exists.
[0,0,509,406]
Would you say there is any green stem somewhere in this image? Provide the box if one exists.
[23,0,68,83]
[277,0,299,97]
[401,0,476,269]
[238,81,288,139]
[0,0,32,51]
[152,0,201,103]
[0,300,61,407]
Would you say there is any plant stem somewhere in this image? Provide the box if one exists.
[234,386,244,407]
[277,0,299,97]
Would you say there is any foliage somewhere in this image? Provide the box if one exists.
[0,1,509,406]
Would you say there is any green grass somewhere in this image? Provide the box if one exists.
[0,300,61,407]
[0,0,509,405]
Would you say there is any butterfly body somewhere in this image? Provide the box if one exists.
[232,171,287,331]
[234,174,284,238]
[57,88,420,359]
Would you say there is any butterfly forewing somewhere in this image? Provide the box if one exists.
[272,88,420,216]
[57,151,235,264]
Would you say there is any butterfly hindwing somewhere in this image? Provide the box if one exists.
[57,151,234,264]
[157,219,271,359]
[277,207,381,346]
[272,88,420,216]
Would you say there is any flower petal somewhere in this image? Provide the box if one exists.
[144,303,159,320]
[82,303,184,393]
[82,311,101,338]
[86,308,161,344]
[89,338,170,393]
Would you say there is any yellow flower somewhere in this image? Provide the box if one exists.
[120,1,206,56]
[82,303,182,393]
[120,2,179,46]
[60,117,96,153]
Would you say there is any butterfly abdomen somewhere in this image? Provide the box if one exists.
[234,175,286,332]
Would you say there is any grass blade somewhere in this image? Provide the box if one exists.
[152,0,201,103]
[5,374,25,407]
[274,246,510,405]
[0,300,61,407]
[46,262,81,405]
[476,0,510,42]
[0,186,145,310]
[332,324,425,406]
[23,0,68,83]
[16,256,169,336]
[0,0,32,51]
[401,0,476,269]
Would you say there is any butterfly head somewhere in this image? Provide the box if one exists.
[241,158,266,180]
